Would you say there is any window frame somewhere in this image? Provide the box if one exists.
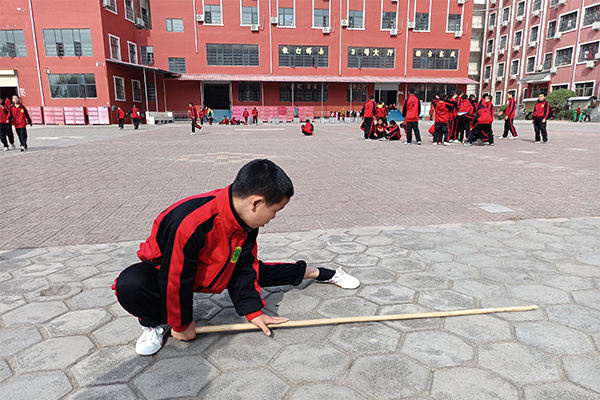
[486,38,494,54]
[166,18,185,32]
[127,41,138,64]
[577,40,600,63]
[499,34,508,50]
[104,0,117,15]
[526,55,536,73]
[43,28,93,58]
[529,24,540,43]
[206,43,260,66]
[554,45,574,68]
[550,83,569,92]
[124,0,135,23]
[240,5,259,26]
[494,91,503,106]
[488,12,497,29]
[381,10,397,31]
[582,3,600,27]
[513,30,523,47]
[312,7,330,29]
[48,73,97,99]
[414,12,430,32]
[484,65,492,80]
[108,34,121,60]
[347,9,365,30]
[516,1,525,17]
[204,4,223,26]
[497,62,505,78]
[532,0,542,13]
[168,57,187,73]
[347,46,395,69]
[446,13,463,33]
[542,52,553,70]
[502,6,511,24]
[131,79,142,102]
[140,45,154,65]
[0,29,27,58]
[113,76,126,101]
[237,82,261,102]
[547,20,557,39]
[558,9,579,34]
[510,59,519,76]
[573,80,595,97]
[412,48,459,71]
[277,7,295,28]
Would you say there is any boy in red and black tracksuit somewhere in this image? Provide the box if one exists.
[188,102,203,135]
[501,92,518,139]
[457,94,474,143]
[243,108,250,124]
[446,92,460,142]
[375,102,387,124]
[252,107,258,124]
[386,120,401,141]
[9,95,32,151]
[466,94,494,146]
[532,93,549,143]
[431,94,455,145]
[0,98,15,151]
[402,88,421,144]
[116,106,126,130]
[128,105,142,130]
[361,95,376,139]
[301,119,314,136]
[113,159,359,355]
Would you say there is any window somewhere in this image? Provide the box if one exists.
[128,42,138,64]
[583,5,600,27]
[484,65,491,79]
[124,0,134,21]
[530,26,539,42]
[132,79,142,102]
[415,12,429,31]
[238,82,260,102]
[447,14,462,32]
[543,52,552,70]
[109,35,120,60]
[413,48,459,70]
[532,0,541,12]
[551,84,568,91]
[313,8,329,27]
[146,81,156,101]
[516,1,525,17]
[510,59,519,75]
[502,7,510,23]
[168,57,186,73]
[347,83,367,102]
[141,46,154,65]
[279,83,328,102]
[48,73,96,98]
[486,39,494,54]
[278,7,294,26]
[204,5,222,24]
[279,45,328,67]
[382,11,396,29]
[43,29,92,57]
[348,10,363,29]
[499,35,507,50]
[547,21,556,38]
[0,30,26,57]
[207,44,259,66]
[166,18,184,32]
[497,62,505,77]
[495,91,502,106]
[103,0,116,13]
[242,6,258,25]
[114,76,126,101]
[489,12,496,29]
[575,82,594,96]
[554,47,573,67]
[559,11,578,32]
[348,47,395,69]
[514,31,522,47]
[526,56,536,73]
[579,41,599,62]
[550,0,557,7]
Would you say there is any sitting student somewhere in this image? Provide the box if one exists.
[219,116,230,125]
[301,119,314,136]
[374,117,387,139]
[465,94,494,146]
[112,159,360,355]
[230,117,241,125]
[386,120,402,141]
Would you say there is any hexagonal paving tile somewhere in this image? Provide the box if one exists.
[444,315,512,343]
[12,263,64,278]
[326,242,367,254]
[288,383,366,400]
[481,268,535,284]
[571,289,600,310]
[26,282,83,302]
[344,354,429,399]
[133,356,219,400]
[399,273,450,290]
[358,284,415,305]
[428,262,478,279]
[267,289,320,315]
[0,295,26,314]
[534,273,594,291]
[45,309,111,336]
[0,359,11,383]
[205,331,282,369]
[199,368,289,400]
[65,384,136,400]
[270,343,351,384]
[317,297,378,318]
[515,321,595,355]
[365,246,409,259]
[402,330,474,367]
[380,257,427,273]
[430,367,519,400]
[334,254,379,267]
[192,297,222,321]
[0,371,72,400]
[92,316,141,346]
[348,267,395,284]
[508,284,571,304]
[2,301,68,325]
[331,321,401,354]
[0,277,49,296]
[15,336,94,372]
[546,304,600,332]
[287,239,326,251]
[452,279,506,298]
[555,262,600,278]
[456,253,503,268]
[418,290,476,311]
[379,303,442,331]
[0,327,43,357]
[318,232,357,244]
[293,249,336,263]
[206,307,246,325]
[66,287,116,309]
[563,353,600,393]
[82,272,121,288]
[355,235,394,246]
[65,253,111,267]
[523,381,600,400]
[47,266,100,283]
[31,249,80,263]
[258,247,296,261]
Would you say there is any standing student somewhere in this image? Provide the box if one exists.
[457,94,474,143]
[207,108,214,125]
[188,102,203,135]
[575,105,581,122]
[252,107,258,124]
[129,105,142,130]
[116,106,126,130]
[243,108,249,124]
[9,95,32,151]
[402,88,422,145]
[501,92,518,139]
[0,98,15,151]
[301,118,314,136]
[446,92,460,142]
[361,95,377,140]
[584,106,592,122]
[198,107,205,125]
[532,93,549,143]
[375,102,388,124]
[465,94,494,146]
[431,94,454,145]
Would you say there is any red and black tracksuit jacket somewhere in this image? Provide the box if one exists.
[136,186,266,332]
[532,100,550,119]
[0,105,10,124]
[189,106,198,119]
[474,101,494,125]
[402,94,421,122]
[431,99,454,123]
[387,124,401,140]
[10,105,32,128]
[301,122,314,135]
[129,107,141,119]
[243,110,249,118]
[362,100,376,118]
[116,109,126,119]
[505,98,516,119]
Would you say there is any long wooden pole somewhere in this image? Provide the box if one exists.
[194,305,538,334]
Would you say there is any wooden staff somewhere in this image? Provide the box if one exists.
[194,304,538,334]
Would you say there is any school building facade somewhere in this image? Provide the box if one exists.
[1,0,485,123]
[481,0,600,107]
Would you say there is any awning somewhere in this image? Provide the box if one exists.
[0,70,18,87]
[172,73,478,85]
[519,73,551,84]
[568,96,597,101]
[105,59,179,77]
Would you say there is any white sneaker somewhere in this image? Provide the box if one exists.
[20,146,24,152]
[417,141,422,145]
[2,147,7,151]
[404,141,410,145]
[135,325,167,356]
[323,267,360,289]
[191,131,196,135]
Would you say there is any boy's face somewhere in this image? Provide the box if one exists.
[12,96,19,105]
[242,196,289,229]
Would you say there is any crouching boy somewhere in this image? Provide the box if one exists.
[113,159,359,355]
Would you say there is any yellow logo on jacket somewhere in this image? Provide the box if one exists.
[230,246,242,263]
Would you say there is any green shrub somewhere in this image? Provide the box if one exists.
[556,109,573,120]
[547,89,576,111]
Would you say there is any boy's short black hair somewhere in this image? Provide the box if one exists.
[409,88,415,94]
[232,159,294,205]
[369,95,375,99]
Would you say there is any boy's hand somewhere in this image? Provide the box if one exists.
[171,321,196,341]
[250,314,289,336]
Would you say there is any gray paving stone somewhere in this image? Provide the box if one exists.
[199,368,289,400]
[47,266,100,283]
[334,254,380,267]
[71,242,122,254]
[257,234,292,248]
[293,249,336,263]
[402,330,474,367]
[456,253,503,268]
[326,242,367,254]
[82,271,122,288]
[418,290,476,311]
[271,315,333,345]
[380,303,442,331]
[15,336,94,371]
[267,289,320,315]
[318,232,357,244]
[96,258,130,272]
[288,383,366,400]
[93,316,141,346]
[0,360,10,383]
[2,301,68,325]
[26,282,83,302]
[65,384,136,400]
[65,253,111,267]
[359,284,415,305]
[523,382,600,400]
[287,239,326,251]
[348,267,396,284]
[380,257,427,273]
[0,272,10,283]
[0,277,49,296]
[355,235,394,246]
[415,249,454,263]
[509,258,556,272]
[500,238,547,251]
[330,322,401,354]
[365,246,409,259]
[258,246,296,261]
[428,262,479,279]
[398,273,450,290]
[207,307,246,325]
[576,253,600,266]
[444,315,512,343]
[481,267,535,284]
[0,295,26,314]
[0,371,72,400]
[515,321,595,355]
[157,333,220,359]
[71,345,152,386]
[192,297,222,321]
[12,262,64,278]
[479,296,546,321]
[317,297,378,317]
[508,284,571,304]
[209,290,234,307]
[31,249,80,263]
[205,331,282,369]
[546,304,600,332]
[452,279,506,298]
[133,356,219,400]
[0,327,43,357]
[344,354,429,399]
[66,287,117,309]
[478,342,562,384]
[563,353,600,393]
[270,343,351,383]
[535,273,595,291]
[0,247,48,260]
[45,308,111,336]
[572,289,600,310]
[430,367,519,400]
[556,262,600,278]
[435,243,479,255]
[529,250,574,262]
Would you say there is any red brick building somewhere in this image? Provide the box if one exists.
[1,0,479,123]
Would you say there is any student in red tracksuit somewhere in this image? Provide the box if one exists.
[465,94,494,146]
[456,94,474,143]
[402,88,422,144]
[198,106,205,125]
[386,120,402,141]
[112,159,360,355]
[243,108,250,124]
[361,95,376,139]
[188,102,203,135]
[375,102,387,124]
[128,105,142,130]
[431,94,455,145]
[373,117,387,139]
[0,98,15,151]
[301,119,314,135]
[500,92,518,139]
[9,95,32,151]
[446,92,459,142]
[116,106,126,130]
[252,107,258,124]
[532,93,550,143]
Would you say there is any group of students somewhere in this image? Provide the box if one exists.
[360,94,416,142]
[188,103,216,133]
[115,105,144,131]
[0,95,32,152]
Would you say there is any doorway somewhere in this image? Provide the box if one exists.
[0,87,17,101]
[203,83,230,110]
[374,83,398,105]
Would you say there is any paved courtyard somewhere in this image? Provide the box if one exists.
[0,121,599,399]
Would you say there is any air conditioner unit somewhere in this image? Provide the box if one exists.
[516,15,524,22]
[490,0,497,4]
[322,26,331,34]
[270,16,278,24]
[407,21,415,29]
[391,0,398,3]
[593,21,600,30]
[135,17,146,28]
[484,78,490,83]
[550,67,558,73]
[488,24,495,31]
[501,20,509,27]
[554,32,562,39]
[510,74,517,80]
[340,19,348,27]
[537,64,544,71]
[458,0,466,4]
[532,9,540,16]
[486,51,493,58]
[595,52,600,60]
[455,31,463,38]
[558,0,566,4]
[195,14,204,22]
[586,60,595,68]
[497,75,503,81]
[499,48,505,55]
[250,24,260,31]
[390,28,398,36]
[102,0,112,8]
[514,45,521,51]
[529,41,538,48]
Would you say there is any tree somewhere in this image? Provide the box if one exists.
[546,89,576,111]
